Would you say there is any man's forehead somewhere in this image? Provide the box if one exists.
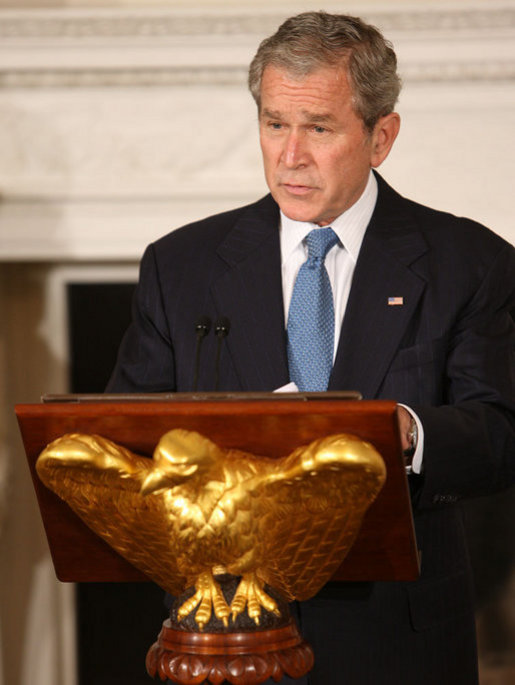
[263,56,351,81]
[260,63,351,97]
[262,62,347,82]
[259,65,353,120]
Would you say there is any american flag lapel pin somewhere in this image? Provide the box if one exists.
[388,296,404,306]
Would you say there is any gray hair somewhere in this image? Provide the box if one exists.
[248,11,401,131]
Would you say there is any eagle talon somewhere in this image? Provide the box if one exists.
[194,594,213,630]
[230,572,280,625]
[177,571,230,629]
[177,592,202,622]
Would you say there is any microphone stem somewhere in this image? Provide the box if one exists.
[193,333,205,391]
[193,316,211,391]
[214,336,223,391]
[214,317,230,391]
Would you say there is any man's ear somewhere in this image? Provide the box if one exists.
[370,112,400,168]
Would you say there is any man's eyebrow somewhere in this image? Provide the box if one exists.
[302,111,335,123]
[261,108,282,119]
[260,108,335,123]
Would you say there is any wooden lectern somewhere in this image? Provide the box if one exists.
[16,393,420,683]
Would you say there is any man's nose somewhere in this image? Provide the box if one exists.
[283,131,308,168]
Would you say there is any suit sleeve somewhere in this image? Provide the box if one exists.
[412,241,515,509]
[106,244,177,393]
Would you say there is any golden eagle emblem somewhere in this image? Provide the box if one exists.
[37,429,385,629]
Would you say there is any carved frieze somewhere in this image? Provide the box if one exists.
[0,6,514,86]
[0,8,514,39]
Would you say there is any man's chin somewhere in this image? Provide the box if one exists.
[271,189,321,224]
[276,200,324,225]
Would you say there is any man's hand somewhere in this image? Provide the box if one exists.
[397,405,418,471]
[397,406,413,452]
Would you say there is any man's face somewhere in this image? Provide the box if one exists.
[259,65,381,226]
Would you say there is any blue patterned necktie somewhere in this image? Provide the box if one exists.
[287,227,339,391]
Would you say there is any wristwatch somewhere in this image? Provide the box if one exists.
[407,417,418,451]
[403,416,418,473]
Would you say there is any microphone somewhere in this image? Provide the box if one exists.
[214,317,230,391]
[192,316,212,391]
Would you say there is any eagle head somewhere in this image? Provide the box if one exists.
[140,429,223,496]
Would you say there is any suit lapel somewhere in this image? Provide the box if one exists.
[210,179,429,396]
[329,178,429,398]
[211,196,290,391]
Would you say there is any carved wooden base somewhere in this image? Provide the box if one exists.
[146,618,314,684]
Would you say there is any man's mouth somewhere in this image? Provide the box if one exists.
[281,183,316,196]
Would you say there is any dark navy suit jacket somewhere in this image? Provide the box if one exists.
[107,174,515,683]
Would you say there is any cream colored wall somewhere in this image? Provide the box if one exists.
[0,3,513,684]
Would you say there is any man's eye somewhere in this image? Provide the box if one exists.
[313,125,327,134]
[270,122,282,130]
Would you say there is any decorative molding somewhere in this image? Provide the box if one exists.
[0,14,272,39]
[0,195,261,262]
[401,60,515,83]
[0,66,248,89]
[0,6,514,86]
[368,8,515,32]
[1,61,514,89]
[0,8,514,40]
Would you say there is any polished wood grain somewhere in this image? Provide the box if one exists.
[15,396,419,585]
[146,618,314,684]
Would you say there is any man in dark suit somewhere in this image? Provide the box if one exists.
[107,11,515,684]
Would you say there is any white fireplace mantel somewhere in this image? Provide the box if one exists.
[0,2,514,261]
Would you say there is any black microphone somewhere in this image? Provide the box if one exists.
[214,317,230,391]
[192,316,212,391]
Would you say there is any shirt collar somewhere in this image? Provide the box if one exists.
[280,170,378,264]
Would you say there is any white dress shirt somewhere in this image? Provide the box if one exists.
[278,171,423,473]
[280,171,377,359]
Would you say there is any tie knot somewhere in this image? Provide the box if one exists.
[305,227,339,261]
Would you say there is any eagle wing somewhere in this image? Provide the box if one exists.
[251,434,386,601]
[36,433,189,596]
